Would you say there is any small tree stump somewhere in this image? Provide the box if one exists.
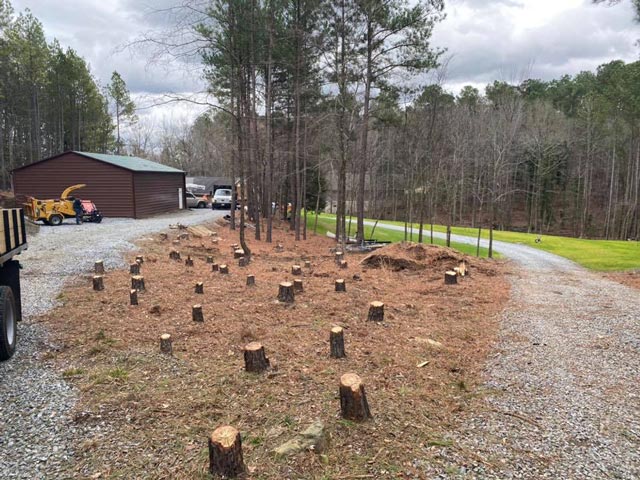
[275,243,284,253]
[238,257,249,267]
[246,275,255,287]
[291,265,302,276]
[160,333,172,355]
[206,255,214,264]
[243,342,270,373]
[234,249,245,259]
[339,260,348,269]
[277,281,295,303]
[172,239,181,246]
[212,263,219,272]
[293,279,303,293]
[136,255,144,265]
[230,243,239,251]
[339,373,371,421]
[219,264,229,274]
[445,271,458,285]
[192,304,204,322]
[159,232,168,241]
[367,301,384,322]
[304,260,311,268]
[185,256,194,267]
[335,251,344,265]
[169,250,181,260]
[195,282,204,294]
[130,289,138,306]
[94,260,104,274]
[208,426,245,478]
[335,279,346,292]
[92,275,104,291]
[330,326,346,358]
[131,275,145,292]
[130,263,140,275]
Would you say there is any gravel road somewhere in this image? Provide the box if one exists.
[0,208,223,479]
[364,221,640,479]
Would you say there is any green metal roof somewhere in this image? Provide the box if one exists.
[74,151,184,173]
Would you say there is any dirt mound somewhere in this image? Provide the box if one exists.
[361,242,466,271]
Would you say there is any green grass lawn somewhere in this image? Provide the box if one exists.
[307,213,640,271]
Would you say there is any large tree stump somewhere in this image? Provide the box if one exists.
[195,282,204,294]
[444,271,458,285]
[219,264,229,274]
[367,301,384,322]
[136,255,144,265]
[208,426,245,478]
[277,281,295,303]
[339,373,371,421]
[169,250,181,260]
[330,326,346,358]
[131,275,145,292]
[335,279,346,292]
[291,265,302,276]
[206,255,214,264]
[192,304,204,322]
[234,249,245,259]
[212,263,219,272]
[246,275,256,287]
[243,342,270,373]
[335,251,344,265]
[130,263,140,275]
[160,333,172,355]
[130,289,138,306]
[185,256,194,267]
[92,275,104,291]
[94,260,104,274]
[293,279,303,293]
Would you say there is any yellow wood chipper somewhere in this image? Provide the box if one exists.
[23,184,103,226]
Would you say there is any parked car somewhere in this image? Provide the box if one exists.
[212,189,234,209]
[186,191,210,209]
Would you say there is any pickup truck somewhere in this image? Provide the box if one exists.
[0,208,27,360]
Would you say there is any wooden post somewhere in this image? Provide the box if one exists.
[195,282,204,294]
[212,263,219,272]
[277,282,295,303]
[246,275,255,287]
[335,251,344,265]
[304,260,311,268]
[293,279,303,293]
[234,249,245,259]
[339,373,371,421]
[291,265,302,276]
[243,342,270,372]
[192,304,204,322]
[131,275,145,292]
[130,289,138,306]
[330,327,346,358]
[445,271,458,285]
[136,255,144,265]
[92,275,104,291]
[185,256,194,267]
[208,426,245,478]
[160,334,172,355]
[94,260,104,274]
[130,263,140,275]
[219,264,229,274]
[335,279,346,292]
[206,255,214,264]
[367,301,384,322]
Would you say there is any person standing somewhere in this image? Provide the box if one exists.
[72,197,84,225]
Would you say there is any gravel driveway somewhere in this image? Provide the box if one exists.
[364,221,640,479]
[0,208,223,479]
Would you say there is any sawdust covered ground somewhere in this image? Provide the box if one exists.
[606,271,640,291]
[42,220,510,479]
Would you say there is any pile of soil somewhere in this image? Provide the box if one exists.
[361,242,470,272]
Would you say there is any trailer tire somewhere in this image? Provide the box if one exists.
[49,214,63,226]
[0,286,17,360]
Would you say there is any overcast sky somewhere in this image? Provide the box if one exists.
[11,0,640,124]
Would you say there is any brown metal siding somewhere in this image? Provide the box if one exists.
[12,152,135,217]
[132,172,185,218]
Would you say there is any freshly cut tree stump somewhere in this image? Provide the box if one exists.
[234,249,245,259]
[339,373,371,421]
[335,251,344,264]
[243,342,270,372]
[192,304,204,322]
[208,425,245,478]
[130,263,140,275]
[159,232,168,241]
[169,250,181,260]
[195,282,204,294]
[231,243,239,251]
[238,257,249,267]
[339,260,348,269]
[444,271,458,285]
[136,255,144,265]
[275,243,284,253]
[206,255,214,264]
[304,260,311,268]
[131,275,145,292]
[293,279,303,293]
[160,333,172,355]
[335,279,346,292]
[130,289,138,306]
[212,263,220,272]
[219,264,229,274]
[246,275,256,287]
[330,326,346,358]
[277,282,295,303]
[291,265,302,276]
[92,275,104,291]
[185,256,194,267]
[94,260,104,274]
[367,301,384,322]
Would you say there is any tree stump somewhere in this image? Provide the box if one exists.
[277,281,295,303]
[136,255,144,265]
[275,243,284,253]
[367,301,384,322]
[335,279,346,292]
[445,271,458,285]
[246,275,255,287]
[185,256,194,267]
[238,257,249,267]
[304,260,311,268]
[94,260,104,274]
[92,275,104,291]
[169,250,181,260]
[130,263,140,275]
[219,264,229,274]
[458,261,469,277]
[159,232,168,241]
[243,342,270,373]
[212,263,219,272]
[291,265,302,276]
[179,232,189,240]
[234,249,245,259]
[172,239,181,246]
[195,282,204,294]
[339,260,348,269]
[131,275,145,292]
[130,289,138,306]
[160,333,172,355]
[192,304,204,322]
[330,326,346,358]
[231,243,239,251]
[335,251,344,265]
[293,279,303,293]
[339,373,371,421]
[208,425,245,478]
[206,255,214,264]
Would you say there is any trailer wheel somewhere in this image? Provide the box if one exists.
[49,214,63,226]
[0,286,17,360]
